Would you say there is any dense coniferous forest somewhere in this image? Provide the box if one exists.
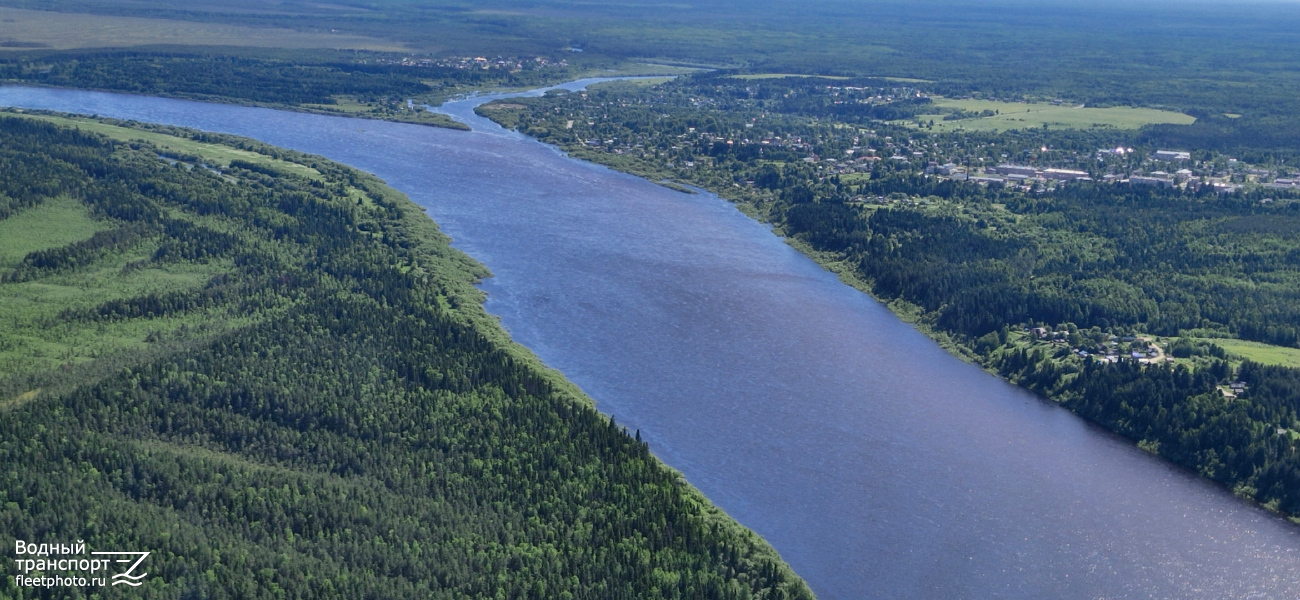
[0,116,813,599]
[482,74,1300,519]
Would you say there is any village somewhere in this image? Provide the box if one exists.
[364,54,569,73]
[562,97,1297,200]
[1018,325,1253,401]
[921,148,1298,197]
[1024,325,1173,365]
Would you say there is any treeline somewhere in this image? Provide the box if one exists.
[0,116,813,599]
[0,52,432,105]
[780,186,1300,347]
[1141,113,1300,157]
[996,352,1300,514]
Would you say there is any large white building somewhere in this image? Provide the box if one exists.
[1154,150,1191,161]
[1041,169,1090,181]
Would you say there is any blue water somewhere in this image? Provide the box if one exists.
[3,82,1298,599]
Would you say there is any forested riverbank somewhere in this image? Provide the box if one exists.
[0,113,814,599]
[478,76,1300,520]
[0,50,606,131]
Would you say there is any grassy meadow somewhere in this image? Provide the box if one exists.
[729,73,932,83]
[0,195,106,268]
[1203,338,1300,369]
[903,98,1197,132]
[730,73,850,81]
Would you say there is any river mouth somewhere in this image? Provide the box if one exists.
[1,81,1298,600]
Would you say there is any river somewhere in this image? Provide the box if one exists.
[2,81,1297,599]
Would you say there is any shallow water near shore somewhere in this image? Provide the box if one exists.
[2,81,1298,599]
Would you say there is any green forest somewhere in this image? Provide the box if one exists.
[482,73,1300,518]
[0,115,813,599]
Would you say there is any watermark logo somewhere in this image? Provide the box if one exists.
[12,540,150,589]
[90,551,150,586]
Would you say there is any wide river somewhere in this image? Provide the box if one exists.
[3,81,1298,599]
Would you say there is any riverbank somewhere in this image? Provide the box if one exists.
[0,79,476,130]
[0,109,817,599]
[488,112,984,362]
[474,97,1300,527]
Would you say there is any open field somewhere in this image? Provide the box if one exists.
[0,6,409,51]
[728,73,932,83]
[0,195,106,269]
[630,63,710,74]
[901,97,1196,132]
[1202,338,1300,369]
[730,73,850,81]
[586,77,675,91]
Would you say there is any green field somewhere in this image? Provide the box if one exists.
[730,73,851,80]
[902,97,1196,132]
[0,195,106,269]
[586,76,675,91]
[728,73,933,83]
[593,62,707,77]
[1202,338,1300,368]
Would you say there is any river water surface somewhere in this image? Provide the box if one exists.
[2,81,1298,599]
